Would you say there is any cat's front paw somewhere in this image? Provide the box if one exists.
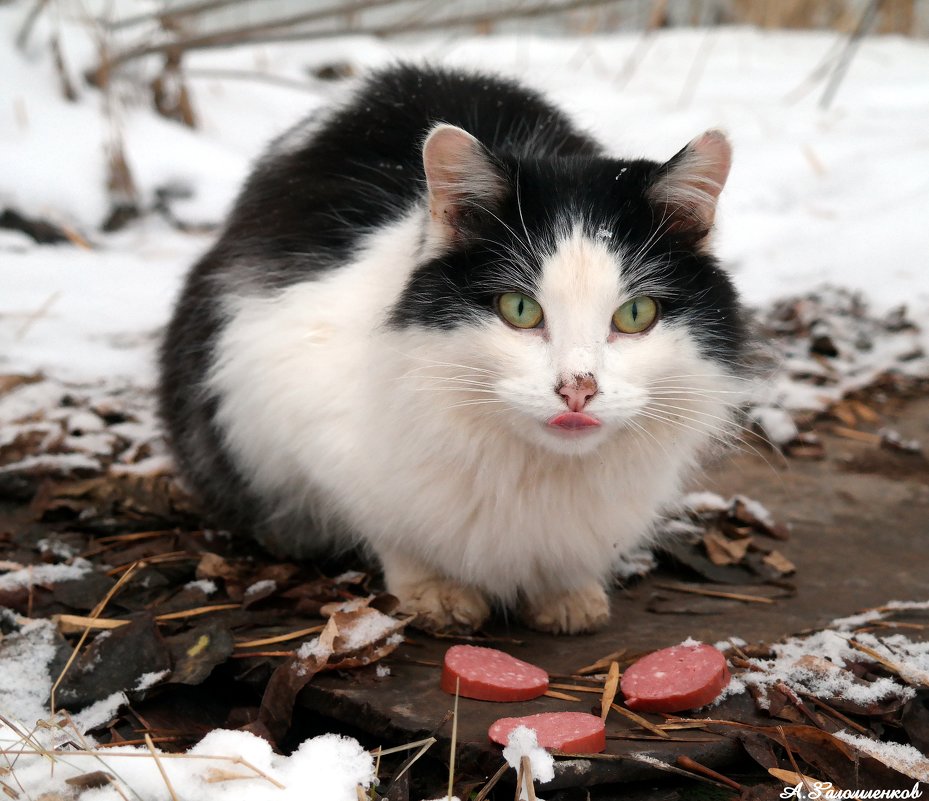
[395,579,491,634]
[522,584,610,634]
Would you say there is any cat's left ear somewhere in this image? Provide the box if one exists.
[647,130,732,247]
[422,124,507,244]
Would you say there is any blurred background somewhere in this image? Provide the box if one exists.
[1,0,928,383]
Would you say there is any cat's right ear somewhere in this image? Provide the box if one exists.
[422,124,506,244]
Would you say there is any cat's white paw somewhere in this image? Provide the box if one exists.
[522,584,610,634]
[394,578,491,633]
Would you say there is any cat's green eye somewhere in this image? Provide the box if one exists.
[612,296,658,334]
[498,292,543,329]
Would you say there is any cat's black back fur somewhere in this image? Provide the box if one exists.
[159,64,602,533]
[159,64,746,538]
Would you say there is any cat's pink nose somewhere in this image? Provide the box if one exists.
[557,374,599,412]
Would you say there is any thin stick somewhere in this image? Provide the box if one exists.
[547,683,603,694]
[610,703,670,739]
[821,0,883,109]
[544,690,581,702]
[652,582,776,604]
[51,561,143,714]
[520,755,537,801]
[98,0,626,73]
[575,649,626,675]
[473,762,507,801]
[448,677,460,801]
[676,755,743,791]
[234,625,325,649]
[144,734,179,801]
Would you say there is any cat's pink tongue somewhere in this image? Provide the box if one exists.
[548,412,601,430]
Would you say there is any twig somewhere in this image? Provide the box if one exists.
[473,762,508,801]
[544,690,582,702]
[15,292,62,341]
[575,649,626,676]
[820,0,883,110]
[677,27,716,108]
[520,755,537,801]
[610,703,670,739]
[676,755,744,791]
[51,561,143,714]
[547,683,604,694]
[448,677,460,800]
[96,0,627,74]
[234,625,325,649]
[15,0,49,50]
[652,582,776,604]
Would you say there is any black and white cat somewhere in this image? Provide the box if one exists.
[159,65,748,634]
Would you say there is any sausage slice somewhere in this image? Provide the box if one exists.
[441,644,548,702]
[620,642,730,713]
[489,711,606,754]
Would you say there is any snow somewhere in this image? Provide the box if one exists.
[184,578,218,595]
[8,728,377,801]
[502,725,555,801]
[834,732,929,782]
[2,17,929,387]
[0,619,59,726]
[134,670,170,691]
[0,557,93,591]
[244,578,277,597]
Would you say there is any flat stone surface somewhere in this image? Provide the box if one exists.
[303,396,929,786]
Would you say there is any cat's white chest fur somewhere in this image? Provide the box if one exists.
[209,208,737,631]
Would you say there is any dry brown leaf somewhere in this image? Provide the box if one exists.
[762,550,796,575]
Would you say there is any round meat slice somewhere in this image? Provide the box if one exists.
[620,642,730,713]
[489,712,606,754]
[441,645,548,702]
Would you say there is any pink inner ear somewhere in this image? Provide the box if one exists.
[422,124,505,237]
[686,130,732,200]
[649,129,733,237]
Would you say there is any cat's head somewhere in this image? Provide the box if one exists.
[389,124,747,456]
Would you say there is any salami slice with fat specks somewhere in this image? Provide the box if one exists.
[489,712,606,754]
[441,645,548,702]
[620,642,730,713]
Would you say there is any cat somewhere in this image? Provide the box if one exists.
[159,64,749,634]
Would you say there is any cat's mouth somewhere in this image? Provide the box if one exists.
[547,411,602,432]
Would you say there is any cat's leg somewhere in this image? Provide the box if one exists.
[521,583,611,635]
[380,549,491,633]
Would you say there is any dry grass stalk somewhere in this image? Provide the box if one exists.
[609,703,669,739]
[234,625,326,649]
[848,638,929,687]
[830,425,881,444]
[599,662,620,721]
[543,690,581,702]
[448,677,460,801]
[547,683,603,694]
[769,766,837,788]
[144,733,179,801]
[56,603,241,634]
[0,747,285,789]
[652,582,776,604]
[575,649,626,676]
[51,561,143,713]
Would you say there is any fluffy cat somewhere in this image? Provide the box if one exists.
[159,64,748,634]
